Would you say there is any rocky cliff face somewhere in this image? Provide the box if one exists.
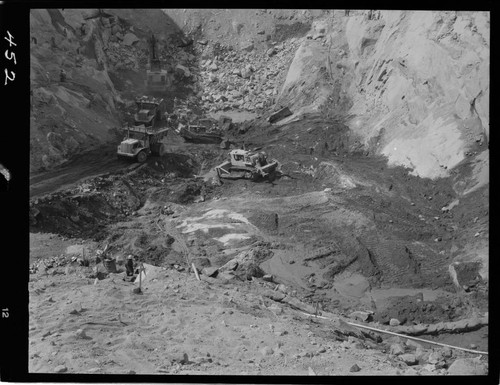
[31,9,489,186]
[30,9,120,172]
[274,10,489,181]
[30,9,187,172]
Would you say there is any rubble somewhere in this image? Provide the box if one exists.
[447,358,488,375]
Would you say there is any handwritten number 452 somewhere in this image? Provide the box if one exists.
[4,30,16,85]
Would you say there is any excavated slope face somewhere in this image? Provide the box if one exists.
[30,9,187,173]
[275,10,489,180]
[30,9,120,172]
[165,9,488,182]
[31,9,489,184]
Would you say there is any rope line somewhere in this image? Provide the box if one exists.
[299,311,488,355]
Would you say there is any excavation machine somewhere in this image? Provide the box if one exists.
[117,124,168,163]
[145,34,170,92]
[179,117,224,144]
[215,149,280,181]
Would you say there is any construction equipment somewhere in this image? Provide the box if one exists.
[145,34,170,92]
[178,117,224,144]
[134,95,167,127]
[117,124,168,162]
[215,149,280,181]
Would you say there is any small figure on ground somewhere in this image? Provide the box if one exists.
[60,69,66,82]
[126,255,135,276]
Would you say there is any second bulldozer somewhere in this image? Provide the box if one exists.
[215,149,280,181]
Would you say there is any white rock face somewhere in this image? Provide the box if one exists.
[278,10,489,180]
[345,11,489,179]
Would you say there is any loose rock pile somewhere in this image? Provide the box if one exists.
[30,255,72,274]
[191,38,303,114]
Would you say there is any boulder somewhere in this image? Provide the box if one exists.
[241,42,254,52]
[267,47,277,57]
[122,32,139,46]
[175,64,191,77]
[202,267,219,278]
[241,67,252,79]
[349,311,372,322]
[399,354,418,365]
[55,365,67,373]
[428,351,444,364]
[262,274,274,282]
[448,261,482,289]
[260,346,274,356]
[268,304,283,315]
[390,343,405,356]
[389,318,401,326]
[447,358,487,375]
[219,259,238,272]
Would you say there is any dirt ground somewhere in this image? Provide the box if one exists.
[28,112,489,375]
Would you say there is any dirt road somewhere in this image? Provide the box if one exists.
[29,144,134,198]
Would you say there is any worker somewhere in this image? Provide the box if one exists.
[258,152,267,166]
[126,255,135,276]
[59,68,66,82]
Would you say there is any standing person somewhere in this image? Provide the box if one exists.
[126,255,135,276]
[59,68,66,82]
[345,9,350,16]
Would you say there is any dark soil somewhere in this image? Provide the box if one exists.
[29,113,488,350]
[273,22,312,42]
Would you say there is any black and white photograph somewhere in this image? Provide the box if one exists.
[16,6,494,380]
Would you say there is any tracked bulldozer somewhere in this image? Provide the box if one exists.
[215,149,280,181]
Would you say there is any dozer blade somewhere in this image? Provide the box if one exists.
[220,171,247,179]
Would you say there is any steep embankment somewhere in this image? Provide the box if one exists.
[30,9,120,172]
[29,9,188,173]
[31,9,489,183]
[274,10,489,181]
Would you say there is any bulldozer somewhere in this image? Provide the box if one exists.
[117,124,168,163]
[215,149,280,181]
